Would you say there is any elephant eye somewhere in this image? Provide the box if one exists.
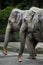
[8,20,11,24]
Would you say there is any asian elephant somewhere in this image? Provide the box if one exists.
[3,7,43,62]
[18,7,43,62]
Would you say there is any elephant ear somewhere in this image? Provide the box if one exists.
[29,10,36,21]
[31,11,36,18]
[14,11,19,19]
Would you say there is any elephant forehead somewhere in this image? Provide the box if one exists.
[8,12,16,23]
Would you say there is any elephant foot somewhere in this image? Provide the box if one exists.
[2,48,7,55]
[28,55,36,59]
[18,55,22,62]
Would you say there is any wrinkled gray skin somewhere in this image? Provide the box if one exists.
[19,7,43,58]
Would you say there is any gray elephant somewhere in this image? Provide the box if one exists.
[18,7,43,62]
[3,8,29,55]
[3,7,43,62]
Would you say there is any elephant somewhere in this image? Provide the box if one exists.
[3,7,43,62]
[18,7,43,62]
[3,8,29,55]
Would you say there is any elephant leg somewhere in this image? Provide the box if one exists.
[26,33,36,59]
[33,39,38,56]
[18,23,27,62]
[18,31,26,62]
[3,24,12,55]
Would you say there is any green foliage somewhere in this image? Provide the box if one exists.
[16,2,30,10]
[36,48,43,54]
[0,6,13,34]
[0,6,13,22]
